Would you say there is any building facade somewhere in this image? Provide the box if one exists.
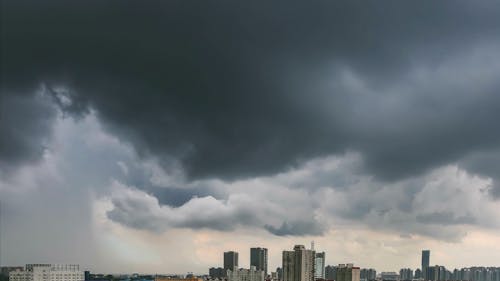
[227,267,264,281]
[225,252,239,271]
[209,267,226,279]
[314,253,325,280]
[251,248,268,275]
[9,265,83,281]
[336,264,360,281]
[422,250,430,280]
[282,245,315,281]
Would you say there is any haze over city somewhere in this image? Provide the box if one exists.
[1,0,500,275]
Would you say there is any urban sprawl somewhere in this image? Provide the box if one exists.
[2,247,499,281]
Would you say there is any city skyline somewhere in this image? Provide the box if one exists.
[2,0,500,274]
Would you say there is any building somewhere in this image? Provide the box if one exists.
[227,267,264,281]
[381,273,399,281]
[360,269,376,281]
[2,268,24,278]
[225,251,239,271]
[9,264,84,281]
[282,245,315,281]
[209,267,226,279]
[399,269,413,281]
[251,248,268,275]
[314,253,325,280]
[276,268,283,281]
[414,269,422,280]
[155,278,202,281]
[325,266,337,281]
[422,250,430,280]
[336,264,360,281]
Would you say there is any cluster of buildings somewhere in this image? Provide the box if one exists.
[209,248,267,281]
[2,249,499,281]
[394,250,500,281]
[208,244,359,281]
[5,264,84,281]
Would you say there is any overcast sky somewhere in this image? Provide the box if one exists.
[2,0,500,274]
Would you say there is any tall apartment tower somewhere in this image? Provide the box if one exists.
[282,245,315,281]
[314,252,325,280]
[421,250,430,280]
[225,251,239,271]
[251,247,269,275]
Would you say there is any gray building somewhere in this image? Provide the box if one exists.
[399,269,413,281]
[422,250,430,280]
[282,245,315,281]
[251,248,268,275]
[210,267,226,278]
[225,251,239,271]
[325,266,337,281]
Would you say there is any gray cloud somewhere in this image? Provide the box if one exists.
[0,90,57,172]
[264,221,325,237]
[416,212,476,225]
[2,1,500,193]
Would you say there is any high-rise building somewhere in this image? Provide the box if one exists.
[399,269,413,281]
[9,265,84,281]
[422,250,430,280]
[337,264,360,281]
[325,266,337,281]
[225,251,239,271]
[282,245,315,281]
[251,248,268,275]
[360,269,377,281]
[314,252,325,280]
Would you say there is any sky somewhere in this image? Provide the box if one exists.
[1,0,500,274]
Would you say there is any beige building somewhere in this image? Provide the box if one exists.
[282,245,315,281]
[227,267,264,281]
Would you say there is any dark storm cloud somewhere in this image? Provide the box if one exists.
[0,90,57,171]
[2,0,500,195]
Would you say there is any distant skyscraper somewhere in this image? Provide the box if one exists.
[314,252,326,280]
[421,250,430,280]
[251,248,268,275]
[225,251,239,271]
[282,245,315,281]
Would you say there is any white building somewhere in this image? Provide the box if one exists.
[227,266,265,281]
[9,264,84,281]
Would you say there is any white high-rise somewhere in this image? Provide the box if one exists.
[9,264,84,281]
